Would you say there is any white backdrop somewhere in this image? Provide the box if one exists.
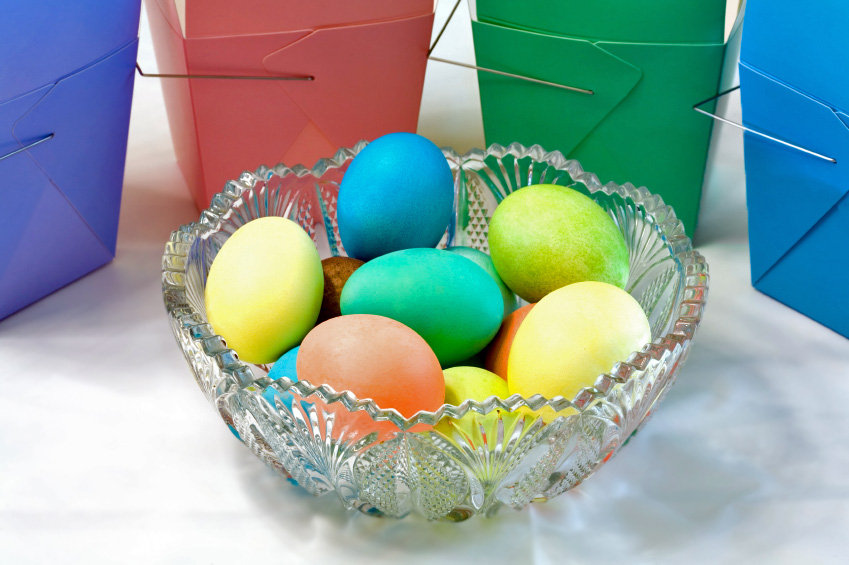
[2,1,849,563]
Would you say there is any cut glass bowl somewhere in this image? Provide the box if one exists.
[161,142,709,521]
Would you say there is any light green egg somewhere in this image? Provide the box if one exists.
[488,184,629,303]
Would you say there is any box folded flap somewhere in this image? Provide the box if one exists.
[153,11,434,208]
[742,0,849,114]
[0,159,115,320]
[740,63,849,284]
[260,15,433,155]
[1,87,55,273]
[0,0,141,105]
[0,65,129,319]
[754,193,849,339]
[473,21,726,234]
[181,29,315,195]
[12,41,139,255]
[472,21,642,157]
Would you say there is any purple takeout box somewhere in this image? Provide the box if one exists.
[0,0,141,320]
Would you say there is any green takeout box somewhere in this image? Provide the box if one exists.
[472,0,733,235]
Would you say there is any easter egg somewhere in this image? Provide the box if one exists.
[205,217,323,365]
[340,248,504,366]
[296,315,444,433]
[446,246,518,316]
[317,257,364,323]
[443,367,509,406]
[488,184,629,302]
[508,281,651,403]
[484,303,535,380]
[337,132,454,261]
[263,346,300,410]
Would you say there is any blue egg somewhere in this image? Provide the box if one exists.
[337,132,454,261]
[263,346,299,410]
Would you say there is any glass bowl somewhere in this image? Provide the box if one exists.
[161,142,708,521]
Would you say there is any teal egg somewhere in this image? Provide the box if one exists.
[446,246,518,316]
[340,248,504,366]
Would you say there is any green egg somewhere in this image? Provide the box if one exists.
[488,184,629,303]
[340,248,504,366]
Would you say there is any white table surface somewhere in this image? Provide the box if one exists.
[3,2,849,563]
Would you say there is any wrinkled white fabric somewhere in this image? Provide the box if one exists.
[2,2,848,563]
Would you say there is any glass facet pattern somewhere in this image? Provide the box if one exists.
[162,143,709,520]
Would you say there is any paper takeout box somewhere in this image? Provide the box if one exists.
[146,0,435,211]
[740,0,849,338]
[0,1,140,321]
[471,0,736,236]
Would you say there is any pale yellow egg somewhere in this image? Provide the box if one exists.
[508,281,651,403]
[205,217,324,365]
[443,366,509,406]
[437,367,512,440]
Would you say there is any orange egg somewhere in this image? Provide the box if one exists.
[296,314,444,437]
[484,303,535,380]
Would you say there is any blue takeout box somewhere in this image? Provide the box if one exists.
[740,0,849,338]
[0,1,141,320]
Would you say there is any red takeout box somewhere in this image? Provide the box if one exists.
[146,0,435,210]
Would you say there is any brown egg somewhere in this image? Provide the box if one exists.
[484,303,535,380]
[296,314,444,437]
[317,256,364,323]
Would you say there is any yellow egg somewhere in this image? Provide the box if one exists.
[508,281,651,403]
[443,366,509,406]
[205,217,324,365]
